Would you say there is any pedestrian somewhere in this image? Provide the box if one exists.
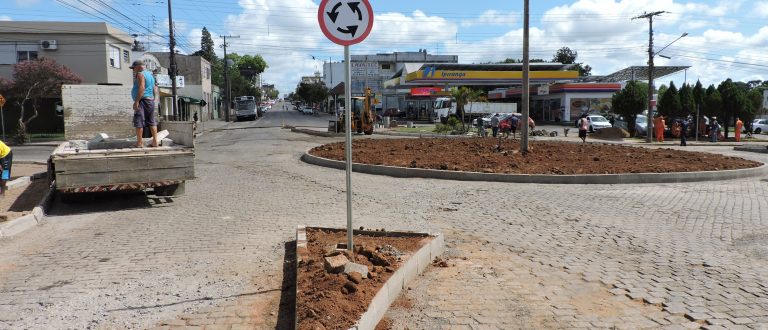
[735,117,743,142]
[680,118,689,146]
[193,112,198,122]
[510,114,520,139]
[130,60,159,148]
[490,113,500,137]
[500,117,511,138]
[655,115,665,142]
[710,117,719,143]
[0,140,11,195]
[578,114,588,143]
[476,116,485,137]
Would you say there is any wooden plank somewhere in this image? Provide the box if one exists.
[56,166,195,189]
[55,153,194,174]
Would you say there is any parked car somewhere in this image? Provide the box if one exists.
[753,118,768,134]
[580,115,612,132]
[301,107,314,115]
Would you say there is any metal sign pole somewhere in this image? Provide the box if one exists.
[344,45,354,251]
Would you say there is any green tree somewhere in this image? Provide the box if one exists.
[678,83,695,117]
[611,80,648,136]
[237,54,268,80]
[294,82,327,106]
[658,81,682,118]
[192,27,216,63]
[717,79,746,139]
[450,86,483,130]
[703,85,722,118]
[552,47,592,76]
[744,89,762,131]
[692,80,705,112]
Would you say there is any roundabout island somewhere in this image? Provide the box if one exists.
[303,138,766,184]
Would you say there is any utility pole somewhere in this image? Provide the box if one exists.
[221,35,240,122]
[167,0,178,120]
[520,0,530,153]
[633,11,665,143]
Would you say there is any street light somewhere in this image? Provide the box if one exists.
[645,31,688,143]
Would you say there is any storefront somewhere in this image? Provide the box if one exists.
[492,83,621,122]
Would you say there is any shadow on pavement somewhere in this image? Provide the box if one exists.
[47,191,173,216]
[276,240,297,330]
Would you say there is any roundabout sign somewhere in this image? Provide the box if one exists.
[317,0,374,252]
[318,0,374,46]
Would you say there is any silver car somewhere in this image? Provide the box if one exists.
[753,118,768,134]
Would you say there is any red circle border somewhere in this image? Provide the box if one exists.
[318,0,374,46]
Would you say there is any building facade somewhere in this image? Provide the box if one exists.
[150,52,212,121]
[323,50,459,96]
[0,21,134,85]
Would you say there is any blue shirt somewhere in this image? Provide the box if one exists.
[132,70,155,101]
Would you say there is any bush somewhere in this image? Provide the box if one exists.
[434,124,452,134]
[447,117,461,129]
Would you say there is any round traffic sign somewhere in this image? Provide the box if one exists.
[318,0,374,46]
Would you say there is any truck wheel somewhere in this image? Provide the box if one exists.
[364,128,373,135]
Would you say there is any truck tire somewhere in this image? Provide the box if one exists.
[364,128,373,135]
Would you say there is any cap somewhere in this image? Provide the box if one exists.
[129,60,143,69]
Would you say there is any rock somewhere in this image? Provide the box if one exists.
[343,262,369,278]
[340,286,348,295]
[324,254,349,274]
[372,266,384,273]
[371,253,391,267]
[347,272,363,284]
[360,246,376,258]
[384,266,395,273]
[343,281,358,294]
[368,272,377,279]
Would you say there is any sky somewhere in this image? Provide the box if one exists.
[3,0,768,95]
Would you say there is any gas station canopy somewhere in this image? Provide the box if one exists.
[386,63,580,87]
[585,66,691,82]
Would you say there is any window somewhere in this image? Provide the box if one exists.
[109,46,120,68]
[381,64,391,70]
[17,51,38,63]
[123,50,130,63]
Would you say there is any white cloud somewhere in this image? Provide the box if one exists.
[461,10,519,27]
[185,0,765,95]
[756,1,768,18]
[0,16,12,21]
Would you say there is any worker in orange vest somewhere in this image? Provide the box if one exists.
[735,117,743,142]
[655,115,665,142]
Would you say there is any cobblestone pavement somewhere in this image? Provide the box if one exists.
[0,105,767,329]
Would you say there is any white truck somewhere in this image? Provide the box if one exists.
[433,97,517,123]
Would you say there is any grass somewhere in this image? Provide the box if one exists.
[394,126,437,133]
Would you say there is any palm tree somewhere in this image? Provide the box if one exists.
[451,86,484,131]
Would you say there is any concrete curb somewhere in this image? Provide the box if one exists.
[734,146,768,154]
[301,151,768,185]
[291,127,345,138]
[0,178,54,238]
[294,226,445,330]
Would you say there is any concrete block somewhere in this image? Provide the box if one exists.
[324,254,349,273]
[344,262,369,278]
[402,256,418,286]
[0,215,38,237]
[89,133,109,144]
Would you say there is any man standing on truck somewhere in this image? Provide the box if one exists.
[130,60,159,148]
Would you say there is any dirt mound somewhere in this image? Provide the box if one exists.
[591,127,630,140]
[309,138,761,175]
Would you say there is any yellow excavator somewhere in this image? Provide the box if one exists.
[339,87,375,135]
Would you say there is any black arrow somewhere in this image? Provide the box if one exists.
[327,2,342,23]
[337,25,359,37]
[348,2,362,21]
